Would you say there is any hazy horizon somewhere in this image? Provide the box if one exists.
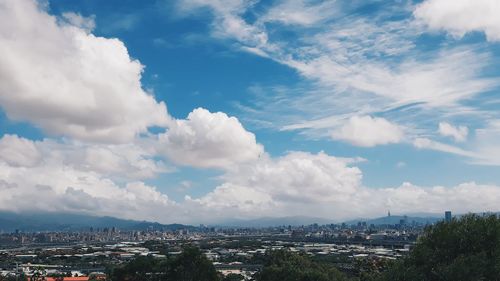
[0,209,452,229]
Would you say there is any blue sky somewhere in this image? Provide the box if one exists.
[1,0,500,223]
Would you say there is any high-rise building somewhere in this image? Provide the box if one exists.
[445,211,452,223]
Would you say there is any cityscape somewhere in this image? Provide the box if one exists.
[0,212,453,280]
[1,0,500,280]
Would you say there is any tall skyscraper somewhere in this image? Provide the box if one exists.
[445,211,452,223]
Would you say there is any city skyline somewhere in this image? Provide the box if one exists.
[1,0,500,224]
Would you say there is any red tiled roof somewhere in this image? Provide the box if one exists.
[28,277,90,281]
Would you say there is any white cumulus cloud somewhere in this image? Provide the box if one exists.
[331,116,404,147]
[0,134,41,167]
[158,108,264,169]
[0,160,176,222]
[188,151,363,221]
[439,122,468,142]
[1,0,500,225]
[414,0,500,41]
[412,121,500,166]
[187,151,500,223]
[0,0,170,143]
[2,134,500,224]
[0,135,168,181]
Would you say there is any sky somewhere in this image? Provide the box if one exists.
[1,0,500,224]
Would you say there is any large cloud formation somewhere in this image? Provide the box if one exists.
[158,108,264,169]
[0,0,170,143]
[414,0,500,41]
[0,135,176,221]
[187,151,500,223]
[0,0,500,224]
[2,134,500,224]
[175,0,500,174]
[331,116,404,147]
[189,151,363,220]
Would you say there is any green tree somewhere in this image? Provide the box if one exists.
[31,266,47,281]
[376,214,500,281]
[109,246,219,281]
[110,256,167,281]
[47,273,67,281]
[0,275,28,281]
[165,246,219,281]
[254,250,349,281]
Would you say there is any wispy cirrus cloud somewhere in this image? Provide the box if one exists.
[258,0,340,26]
[2,0,500,224]
[177,0,500,163]
[412,120,500,166]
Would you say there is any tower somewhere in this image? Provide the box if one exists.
[445,211,452,223]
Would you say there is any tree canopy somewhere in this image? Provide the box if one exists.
[254,250,349,281]
[109,246,218,281]
[372,214,500,281]
[109,214,500,281]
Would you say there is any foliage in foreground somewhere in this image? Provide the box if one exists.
[368,214,500,281]
[254,250,349,281]
[110,246,218,281]
[109,214,500,281]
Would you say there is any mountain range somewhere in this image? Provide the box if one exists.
[0,211,194,232]
[0,212,449,232]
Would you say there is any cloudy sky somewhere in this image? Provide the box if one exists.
[1,0,500,224]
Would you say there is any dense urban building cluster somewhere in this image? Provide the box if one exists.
[6,211,499,281]
[0,217,430,280]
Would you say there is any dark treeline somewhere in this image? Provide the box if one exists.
[109,247,219,281]
[366,213,500,281]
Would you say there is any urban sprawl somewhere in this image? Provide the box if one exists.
[0,212,453,280]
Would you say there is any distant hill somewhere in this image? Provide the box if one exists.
[0,211,195,232]
[215,216,334,227]
[0,212,469,232]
